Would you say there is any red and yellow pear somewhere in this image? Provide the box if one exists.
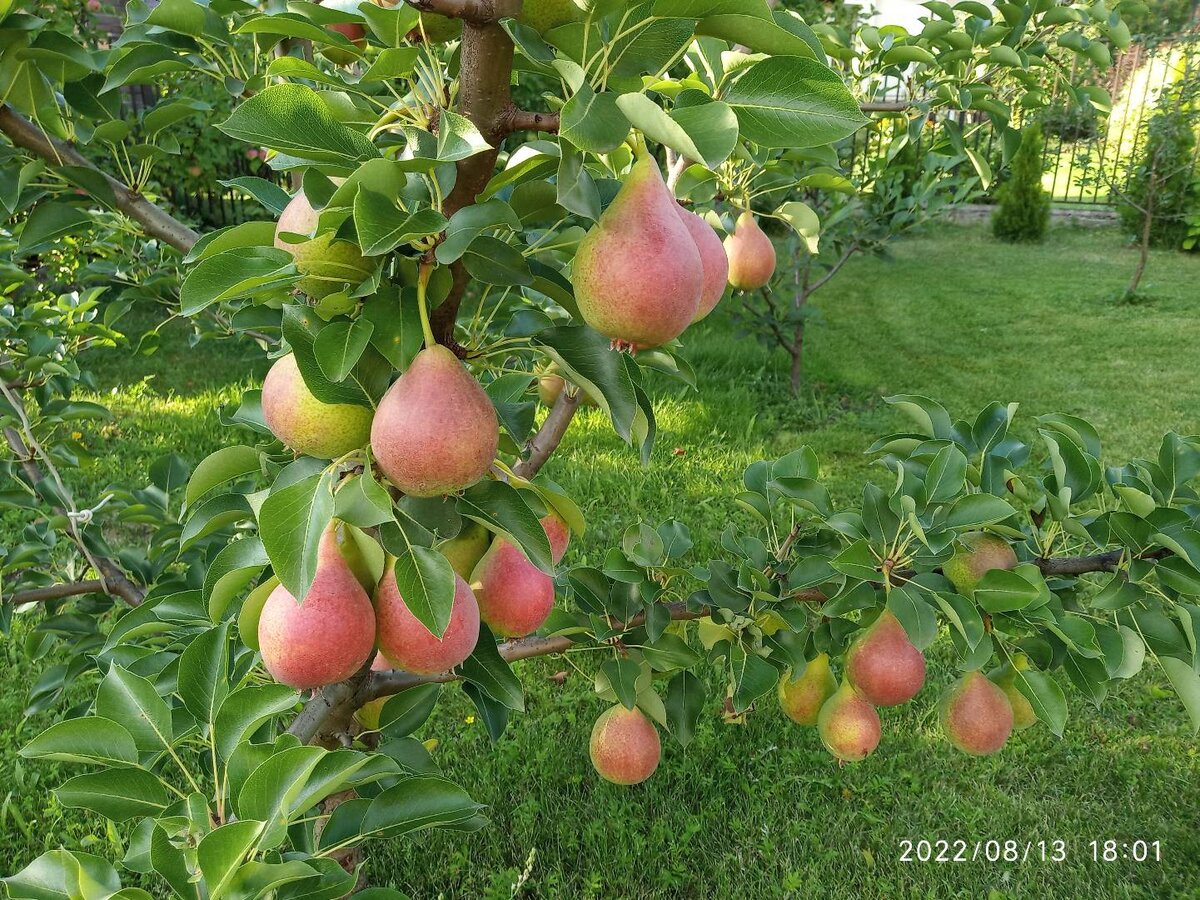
[817,681,881,762]
[845,609,926,707]
[540,511,571,565]
[317,0,366,65]
[470,538,554,638]
[778,652,838,726]
[940,670,1015,755]
[572,155,702,348]
[943,532,1018,596]
[674,205,729,321]
[589,704,661,785]
[375,564,480,675]
[371,344,499,497]
[723,211,776,291]
[275,187,372,299]
[258,525,376,689]
[990,662,1038,731]
[261,353,373,458]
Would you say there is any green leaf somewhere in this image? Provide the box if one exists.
[258,472,336,601]
[615,93,737,170]
[921,444,968,505]
[178,623,230,727]
[179,248,296,317]
[665,670,704,747]
[219,177,292,215]
[974,568,1041,612]
[377,684,441,736]
[318,776,483,851]
[314,317,375,383]
[602,657,641,710]
[2,851,130,900]
[186,446,262,507]
[459,623,524,711]
[197,820,265,900]
[944,493,1016,528]
[55,768,169,821]
[436,108,492,161]
[723,56,867,149]
[218,83,379,165]
[17,202,91,255]
[391,547,456,639]
[204,537,271,623]
[457,481,553,574]
[886,586,938,650]
[20,717,138,767]
[213,684,300,761]
[731,647,778,713]
[435,199,522,264]
[1161,656,1200,734]
[353,190,447,256]
[95,666,174,753]
[559,85,630,153]
[1013,669,1068,737]
[535,325,639,443]
[461,236,533,286]
[774,200,820,254]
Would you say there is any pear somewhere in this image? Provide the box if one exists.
[723,211,776,291]
[261,353,373,459]
[519,0,584,33]
[940,670,1014,755]
[257,525,377,689]
[943,532,1018,596]
[439,521,492,579]
[674,205,729,321]
[990,662,1038,731]
[375,566,481,675]
[537,371,599,408]
[275,187,372,299]
[817,681,881,761]
[778,652,837,726]
[370,344,499,497]
[589,705,661,785]
[470,538,554,637]
[572,156,702,348]
[317,0,366,65]
[541,511,571,565]
[845,609,926,707]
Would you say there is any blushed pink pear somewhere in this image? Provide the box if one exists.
[258,526,377,689]
[572,155,702,348]
[371,344,499,497]
[375,565,480,674]
[674,205,728,321]
[470,538,554,638]
[940,671,1014,756]
[724,211,776,291]
[540,511,571,565]
[261,353,372,459]
[590,705,661,785]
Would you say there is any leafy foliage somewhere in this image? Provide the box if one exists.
[992,122,1051,243]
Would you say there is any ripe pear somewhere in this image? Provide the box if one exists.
[470,538,554,637]
[538,372,598,408]
[778,652,837,726]
[375,566,481,675]
[817,681,881,761]
[674,205,729,321]
[940,670,1014,755]
[258,526,377,689]
[845,609,926,707]
[317,0,366,65]
[990,663,1037,731]
[572,155,702,348]
[723,211,776,291]
[261,353,373,458]
[943,532,1018,596]
[275,188,372,299]
[541,511,571,565]
[439,521,492,579]
[519,0,583,32]
[589,704,661,785]
[370,344,499,497]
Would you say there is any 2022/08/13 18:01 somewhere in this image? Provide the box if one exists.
[898,839,1163,863]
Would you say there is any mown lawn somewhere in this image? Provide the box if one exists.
[3,224,1199,898]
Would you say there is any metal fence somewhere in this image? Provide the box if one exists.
[851,30,1200,206]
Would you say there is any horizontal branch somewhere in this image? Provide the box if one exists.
[861,101,909,113]
[403,0,510,24]
[0,104,199,253]
[6,579,107,605]
[500,106,560,135]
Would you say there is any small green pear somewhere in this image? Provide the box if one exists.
[989,660,1038,731]
[439,522,492,580]
[261,353,373,459]
[519,0,584,32]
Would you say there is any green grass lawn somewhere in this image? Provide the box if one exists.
[3,224,1200,898]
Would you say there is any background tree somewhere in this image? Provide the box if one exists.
[992,121,1051,243]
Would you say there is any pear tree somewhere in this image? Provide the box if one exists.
[5,1,1199,897]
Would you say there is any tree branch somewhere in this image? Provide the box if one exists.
[805,242,860,297]
[513,388,581,478]
[402,0,504,24]
[6,579,106,605]
[499,106,560,135]
[0,105,200,253]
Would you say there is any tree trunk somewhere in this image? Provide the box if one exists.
[1127,148,1160,299]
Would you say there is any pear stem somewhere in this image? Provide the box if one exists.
[416,261,437,349]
